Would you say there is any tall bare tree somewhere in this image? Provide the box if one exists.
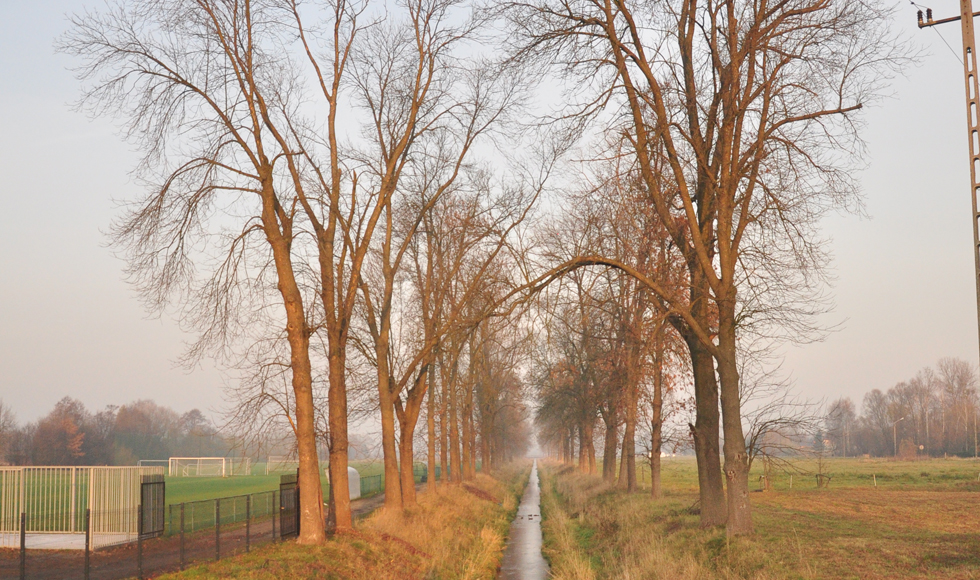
[504,0,911,534]
[63,0,334,542]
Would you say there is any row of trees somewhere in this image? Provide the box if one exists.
[511,0,909,536]
[61,0,911,539]
[532,166,687,499]
[825,358,980,458]
[0,398,224,466]
[63,0,543,542]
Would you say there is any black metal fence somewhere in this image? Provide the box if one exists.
[279,474,299,540]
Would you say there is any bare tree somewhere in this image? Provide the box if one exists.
[503,0,912,534]
[62,0,337,542]
[0,400,14,464]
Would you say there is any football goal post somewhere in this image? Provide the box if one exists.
[265,456,300,475]
[168,457,227,477]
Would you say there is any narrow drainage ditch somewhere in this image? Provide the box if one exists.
[498,459,549,580]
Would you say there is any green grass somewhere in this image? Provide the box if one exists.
[165,475,285,505]
[165,460,391,505]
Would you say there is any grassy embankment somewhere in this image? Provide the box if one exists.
[159,462,530,580]
[540,457,980,579]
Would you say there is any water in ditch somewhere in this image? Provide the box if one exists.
[498,459,549,580]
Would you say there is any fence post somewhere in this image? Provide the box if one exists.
[215,499,221,561]
[179,503,185,571]
[246,494,251,553]
[272,492,277,540]
[84,509,91,580]
[180,503,184,570]
[19,512,25,580]
[137,503,143,580]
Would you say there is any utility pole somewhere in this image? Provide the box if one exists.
[893,416,907,457]
[919,2,980,368]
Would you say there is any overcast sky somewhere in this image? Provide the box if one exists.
[1,1,978,423]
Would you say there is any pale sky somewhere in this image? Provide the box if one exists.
[1,1,978,423]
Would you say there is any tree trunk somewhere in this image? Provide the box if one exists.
[579,420,596,474]
[377,342,402,508]
[650,329,664,499]
[439,395,449,482]
[462,394,473,478]
[472,385,480,476]
[326,347,351,531]
[439,351,451,482]
[261,181,325,543]
[426,362,437,492]
[686,335,727,527]
[717,295,752,536]
[618,358,638,491]
[602,415,618,483]
[588,431,597,474]
[396,398,423,507]
[448,374,462,483]
[618,409,636,490]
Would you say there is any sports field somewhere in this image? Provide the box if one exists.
[164,460,388,505]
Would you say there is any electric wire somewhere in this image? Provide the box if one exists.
[911,0,965,64]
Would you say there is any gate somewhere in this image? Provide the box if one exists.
[140,474,165,538]
[279,473,299,540]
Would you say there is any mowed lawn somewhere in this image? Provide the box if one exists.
[165,459,386,505]
[547,457,980,579]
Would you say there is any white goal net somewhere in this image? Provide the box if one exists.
[169,457,227,477]
[265,456,300,475]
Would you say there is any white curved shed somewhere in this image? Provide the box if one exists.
[348,466,361,499]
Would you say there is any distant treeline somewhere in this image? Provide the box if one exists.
[824,357,980,458]
[0,397,229,466]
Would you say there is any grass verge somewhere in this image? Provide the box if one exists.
[159,464,527,580]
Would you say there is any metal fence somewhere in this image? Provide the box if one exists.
[0,490,289,580]
[360,474,383,496]
[0,465,450,579]
[0,467,165,551]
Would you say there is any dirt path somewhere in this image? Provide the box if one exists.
[349,483,424,522]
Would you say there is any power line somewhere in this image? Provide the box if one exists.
[911,1,964,63]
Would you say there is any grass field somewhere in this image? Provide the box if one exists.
[630,455,980,493]
[541,457,980,579]
[164,459,389,505]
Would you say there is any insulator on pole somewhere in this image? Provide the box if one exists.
[927,8,933,22]
[918,10,924,25]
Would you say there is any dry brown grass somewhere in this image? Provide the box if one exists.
[538,461,980,580]
[160,469,524,580]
